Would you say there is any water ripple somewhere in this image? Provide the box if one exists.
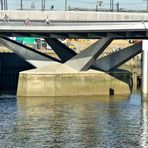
[0,94,148,148]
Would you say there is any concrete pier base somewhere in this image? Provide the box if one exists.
[17,63,131,97]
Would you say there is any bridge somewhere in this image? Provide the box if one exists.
[0,21,148,38]
[0,11,147,98]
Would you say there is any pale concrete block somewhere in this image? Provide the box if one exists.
[17,71,131,97]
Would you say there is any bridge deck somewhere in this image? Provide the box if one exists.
[0,21,148,39]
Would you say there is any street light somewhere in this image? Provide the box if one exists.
[143,0,148,12]
[110,0,111,11]
[112,0,114,11]
[1,0,3,10]
[41,0,45,11]
[116,2,119,12]
[110,0,114,12]
[20,0,22,10]
[65,0,67,11]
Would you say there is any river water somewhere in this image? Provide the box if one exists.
[0,94,148,148]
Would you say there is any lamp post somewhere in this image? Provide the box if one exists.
[20,0,22,10]
[110,0,111,11]
[65,0,67,11]
[110,0,114,12]
[116,2,119,12]
[1,0,3,10]
[111,0,114,12]
[147,0,148,12]
[41,0,45,11]
[112,0,114,11]
[1,0,7,10]
[143,0,148,12]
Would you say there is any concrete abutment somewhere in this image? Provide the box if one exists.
[17,69,131,97]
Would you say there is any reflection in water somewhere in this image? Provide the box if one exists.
[0,94,148,147]
[140,95,148,147]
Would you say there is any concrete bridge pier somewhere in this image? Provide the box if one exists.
[142,40,148,98]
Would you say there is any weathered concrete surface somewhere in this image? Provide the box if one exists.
[0,10,148,21]
[17,63,131,97]
[23,62,77,74]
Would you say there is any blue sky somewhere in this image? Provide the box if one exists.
[7,0,146,11]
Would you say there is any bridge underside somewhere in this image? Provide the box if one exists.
[0,36,142,96]
[0,21,148,39]
[0,37,141,72]
[1,16,148,97]
[1,31,148,40]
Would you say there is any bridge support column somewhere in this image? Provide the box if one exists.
[142,40,148,97]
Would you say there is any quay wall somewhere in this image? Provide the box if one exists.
[0,53,34,95]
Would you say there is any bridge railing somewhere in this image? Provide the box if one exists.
[0,19,147,27]
[0,19,48,26]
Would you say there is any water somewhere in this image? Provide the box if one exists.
[0,94,148,148]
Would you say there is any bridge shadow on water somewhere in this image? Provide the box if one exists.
[0,53,35,96]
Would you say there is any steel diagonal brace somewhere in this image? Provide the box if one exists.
[46,38,142,72]
[45,38,76,63]
[94,42,142,71]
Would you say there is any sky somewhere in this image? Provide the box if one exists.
[6,0,147,11]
